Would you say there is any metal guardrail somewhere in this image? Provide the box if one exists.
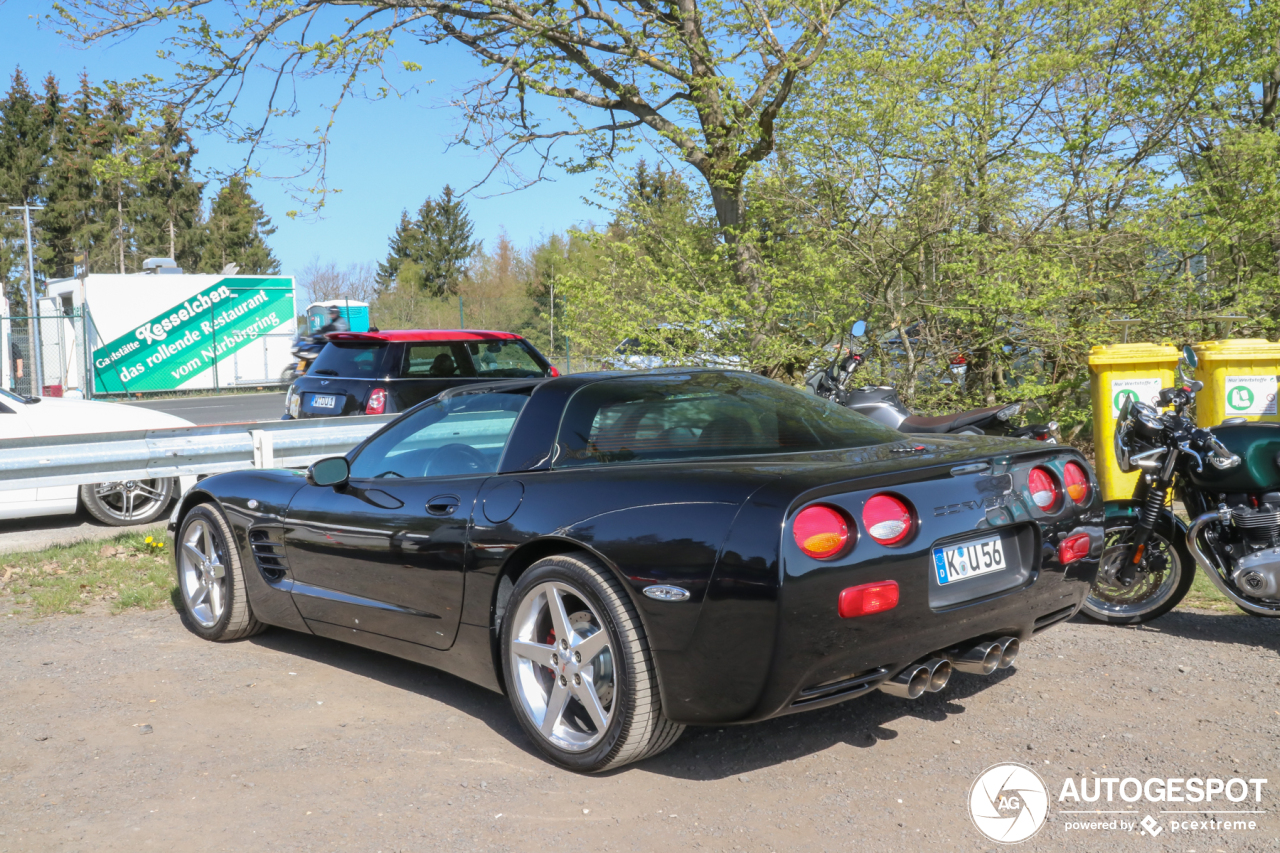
[0,415,397,490]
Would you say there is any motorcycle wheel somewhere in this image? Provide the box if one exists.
[1081,522,1195,624]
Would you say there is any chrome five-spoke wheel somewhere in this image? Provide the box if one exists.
[179,517,228,628]
[509,581,616,752]
[501,553,684,772]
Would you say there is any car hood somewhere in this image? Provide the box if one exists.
[19,397,194,436]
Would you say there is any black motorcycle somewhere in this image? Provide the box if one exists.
[808,322,1057,441]
[280,334,327,383]
[1083,345,1280,623]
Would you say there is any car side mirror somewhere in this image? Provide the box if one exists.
[1182,345,1198,370]
[307,456,350,488]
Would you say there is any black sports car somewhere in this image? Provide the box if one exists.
[169,370,1101,772]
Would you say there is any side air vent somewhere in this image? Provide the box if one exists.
[249,528,288,583]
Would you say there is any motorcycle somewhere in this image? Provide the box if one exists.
[808,321,1058,441]
[1082,344,1280,623]
[280,334,326,383]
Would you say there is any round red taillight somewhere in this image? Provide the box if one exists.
[1063,462,1090,505]
[793,505,851,559]
[862,494,914,545]
[1028,466,1060,511]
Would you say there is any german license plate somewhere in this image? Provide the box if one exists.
[312,394,337,409]
[933,535,1007,584]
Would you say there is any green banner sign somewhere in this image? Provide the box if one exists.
[92,277,293,393]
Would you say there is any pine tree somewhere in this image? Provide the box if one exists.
[0,67,57,312]
[377,185,478,296]
[134,108,204,270]
[198,176,279,274]
[418,185,478,296]
[40,73,106,279]
[375,209,421,290]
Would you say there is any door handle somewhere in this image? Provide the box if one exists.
[426,495,460,516]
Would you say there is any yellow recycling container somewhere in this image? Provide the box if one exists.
[1191,339,1280,428]
[1088,343,1180,502]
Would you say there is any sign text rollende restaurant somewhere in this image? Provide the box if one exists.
[92,278,293,393]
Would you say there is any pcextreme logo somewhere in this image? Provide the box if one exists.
[969,763,1050,843]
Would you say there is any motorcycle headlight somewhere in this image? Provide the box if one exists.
[996,403,1021,422]
[1114,417,1136,473]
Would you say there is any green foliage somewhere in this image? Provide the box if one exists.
[0,67,279,302]
[376,186,478,296]
[197,176,279,274]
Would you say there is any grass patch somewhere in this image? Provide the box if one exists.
[0,527,174,617]
[1179,569,1235,613]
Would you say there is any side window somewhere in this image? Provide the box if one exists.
[401,343,476,378]
[349,392,528,479]
[466,340,546,377]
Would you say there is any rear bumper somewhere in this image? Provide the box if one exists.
[752,549,1096,722]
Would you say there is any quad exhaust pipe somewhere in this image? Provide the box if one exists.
[879,657,952,699]
[878,637,1019,700]
[949,636,1020,675]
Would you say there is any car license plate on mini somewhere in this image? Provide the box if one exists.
[933,535,1007,585]
[312,394,337,409]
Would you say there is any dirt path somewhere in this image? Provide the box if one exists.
[1,606,1277,852]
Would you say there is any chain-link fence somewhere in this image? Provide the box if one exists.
[2,310,92,398]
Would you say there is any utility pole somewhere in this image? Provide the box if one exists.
[9,202,45,394]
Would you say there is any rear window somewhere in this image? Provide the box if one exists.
[554,372,902,467]
[311,343,390,378]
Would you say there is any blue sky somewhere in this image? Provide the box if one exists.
[0,6,620,274]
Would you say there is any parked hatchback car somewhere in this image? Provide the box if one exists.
[284,330,556,419]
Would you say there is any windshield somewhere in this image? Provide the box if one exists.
[310,342,391,378]
[554,371,902,467]
[350,392,529,479]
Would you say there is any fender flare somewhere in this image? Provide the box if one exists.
[1104,499,1189,537]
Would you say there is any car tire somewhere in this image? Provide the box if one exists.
[175,504,266,641]
[500,553,683,772]
[80,478,176,527]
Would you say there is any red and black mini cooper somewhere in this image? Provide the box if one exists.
[285,330,556,419]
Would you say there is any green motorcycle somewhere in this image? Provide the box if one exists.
[1084,345,1280,623]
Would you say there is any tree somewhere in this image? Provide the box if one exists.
[375,211,421,291]
[133,108,205,270]
[53,0,855,343]
[40,73,107,279]
[377,186,478,296]
[0,67,57,312]
[198,176,279,274]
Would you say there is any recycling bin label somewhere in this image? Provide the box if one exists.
[1224,375,1278,416]
[1109,377,1164,418]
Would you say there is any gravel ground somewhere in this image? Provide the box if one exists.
[1,605,1277,853]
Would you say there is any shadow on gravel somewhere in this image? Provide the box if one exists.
[1130,608,1280,654]
[244,627,537,758]
[205,618,1025,778]
[625,666,1019,781]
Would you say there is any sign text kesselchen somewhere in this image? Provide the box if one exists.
[92,278,293,393]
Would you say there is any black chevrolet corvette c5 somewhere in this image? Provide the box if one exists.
[168,369,1102,772]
